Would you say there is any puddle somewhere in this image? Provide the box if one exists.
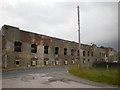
[48,78,75,83]
[29,73,46,77]
[21,75,35,81]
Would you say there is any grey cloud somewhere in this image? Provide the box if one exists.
[0,1,118,50]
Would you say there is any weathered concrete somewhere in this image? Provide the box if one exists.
[1,25,118,70]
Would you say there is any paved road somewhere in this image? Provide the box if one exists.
[2,66,117,88]
[3,66,68,76]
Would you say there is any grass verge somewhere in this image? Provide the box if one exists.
[68,65,119,85]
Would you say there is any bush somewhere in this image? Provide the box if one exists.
[92,61,120,68]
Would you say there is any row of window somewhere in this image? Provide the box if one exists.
[83,58,99,64]
[14,41,49,54]
[15,60,75,66]
[99,52,106,57]
[55,48,94,56]
[83,51,93,56]
[14,41,94,56]
[15,41,38,53]
[83,58,90,64]
[56,48,80,56]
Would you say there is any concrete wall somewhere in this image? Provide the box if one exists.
[1,25,118,70]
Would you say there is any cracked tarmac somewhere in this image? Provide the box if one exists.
[2,66,117,88]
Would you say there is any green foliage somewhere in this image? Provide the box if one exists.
[68,65,119,85]
[92,61,120,68]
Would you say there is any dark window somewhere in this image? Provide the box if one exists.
[106,54,108,57]
[88,51,89,56]
[96,59,97,61]
[102,59,104,61]
[55,47,59,54]
[88,59,90,62]
[83,58,85,64]
[102,53,103,56]
[103,53,104,56]
[83,51,85,56]
[78,50,79,56]
[15,60,20,66]
[14,41,22,52]
[31,44,37,53]
[64,48,67,55]
[91,51,93,56]
[16,61,19,65]
[44,46,49,54]
[44,58,49,65]
[71,49,74,56]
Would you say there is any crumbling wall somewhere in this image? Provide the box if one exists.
[1,25,118,69]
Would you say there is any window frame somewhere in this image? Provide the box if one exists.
[31,44,37,53]
[15,60,20,66]
[71,49,74,56]
[78,50,79,56]
[88,51,90,56]
[44,46,49,54]
[14,41,22,52]
[55,47,59,54]
[64,48,67,55]
[83,51,85,56]
[91,51,93,56]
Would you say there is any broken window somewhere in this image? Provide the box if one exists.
[31,44,37,53]
[88,51,90,56]
[64,48,67,55]
[64,61,68,65]
[88,59,90,62]
[14,41,22,52]
[71,49,74,56]
[44,61,49,65]
[16,61,19,65]
[44,58,49,65]
[96,59,97,61]
[83,51,85,56]
[55,61,59,65]
[44,46,49,54]
[91,51,93,56]
[72,60,75,64]
[31,60,37,66]
[106,54,108,57]
[83,58,85,64]
[55,47,59,54]
[78,50,79,56]
[15,60,20,66]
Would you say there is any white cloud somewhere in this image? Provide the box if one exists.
[0,1,118,50]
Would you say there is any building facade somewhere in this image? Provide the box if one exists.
[1,25,118,69]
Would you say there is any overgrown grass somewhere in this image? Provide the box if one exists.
[68,65,119,85]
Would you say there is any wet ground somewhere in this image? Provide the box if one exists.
[2,66,117,88]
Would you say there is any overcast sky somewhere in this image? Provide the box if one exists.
[0,0,118,50]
